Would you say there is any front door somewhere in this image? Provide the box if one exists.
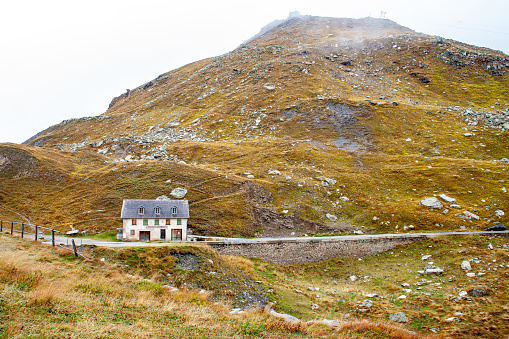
[160,229,166,240]
[139,231,151,242]
[171,229,182,241]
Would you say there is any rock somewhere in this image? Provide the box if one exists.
[463,133,473,137]
[311,304,319,310]
[166,179,172,183]
[424,267,444,275]
[170,188,187,199]
[268,170,281,175]
[264,85,276,90]
[501,158,509,163]
[247,174,254,179]
[458,291,468,297]
[156,195,169,200]
[454,312,463,316]
[389,312,408,323]
[444,317,458,323]
[397,295,407,299]
[422,255,432,261]
[349,275,357,282]
[461,260,471,271]
[308,287,320,291]
[403,289,412,293]
[340,196,349,201]
[450,204,462,209]
[269,309,300,323]
[321,319,340,328]
[326,213,338,221]
[161,285,179,292]
[366,293,379,298]
[401,283,410,288]
[419,197,443,209]
[353,230,363,235]
[463,211,480,220]
[66,230,80,235]
[317,177,336,186]
[466,273,476,277]
[439,194,456,203]
[494,209,504,217]
[488,243,494,250]
[230,308,244,314]
[360,299,373,308]
[468,288,487,297]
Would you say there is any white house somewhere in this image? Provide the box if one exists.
[120,199,189,242]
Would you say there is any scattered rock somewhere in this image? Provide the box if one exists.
[326,213,338,221]
[461,260,472,271]
[458,291,468,298]
[161,285,179,292]
[317,177,336,186]
[466,273,476,277]
[401,283,410,288]
[365,293,379,298]
[353,230,363,235]
[488,243,494,250]
[468,287,487,297]
[494,209,504,217]
[269,309,300,323]
[419,197,443,209]
[463,211,480,220]
[389,312,408,323]
[170,188,187,199]
[501,158,509,163]
[66,230,80,235]
[311,304,319,310]
[308,287,320,291]
[268,170,281,175]
[439,194,456,203]
[450,204,462,209]
[349,275,357,282]
[421,255,432,261]
[444,317,458,323]
[247,174,255,179]
[424,266,444,275]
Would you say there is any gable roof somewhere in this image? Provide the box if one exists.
[121,199,189,219]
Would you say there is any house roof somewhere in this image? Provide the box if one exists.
[121,199,189,219]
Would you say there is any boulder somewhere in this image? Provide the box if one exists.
[424,266,444,275]
[463,211,480,220]
[349,275,357,282]
[170,188,188,199]
[269,309,300,323]
[421,255,432,261]
[326,213,338,221]
[461,260,471,271]
[419,197,443,209]
[494,209,504,217]
[439,194,456,203]
[268,170,281,175]
[468,287,487,297]
[389,312,408,323]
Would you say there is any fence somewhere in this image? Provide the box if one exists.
[0,220,60,247]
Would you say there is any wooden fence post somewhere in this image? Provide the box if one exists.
[21,223,24,238]
[35,225,38,241]
[11,222,13,235]
[0,220,3,232]
[52,229,55,247]
[72,239,78,257]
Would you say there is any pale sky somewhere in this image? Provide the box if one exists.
[1,0,508,143]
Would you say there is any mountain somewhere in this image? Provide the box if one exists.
[1,14,508,236]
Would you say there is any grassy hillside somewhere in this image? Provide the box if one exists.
[0,233,447,339]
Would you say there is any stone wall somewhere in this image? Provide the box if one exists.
[208,235,427,265]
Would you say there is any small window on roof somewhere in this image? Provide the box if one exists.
[171,206,178,215]
[155,206,161,215]
[138,206,145,215]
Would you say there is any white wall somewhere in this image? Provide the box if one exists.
[122,218,187,241]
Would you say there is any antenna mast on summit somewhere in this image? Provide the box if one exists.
[380,11,387,19]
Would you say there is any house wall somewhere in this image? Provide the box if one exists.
[122,218,187,241]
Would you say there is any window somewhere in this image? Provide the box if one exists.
[154,206,161,215]
[154,219,159,226]
[138,206,145,215]
[171,206,178,215]
[166,219,170,225]
[132,219,137,225]
[143,219,148,226]
[130,230,135,236]
[177,219,182,225]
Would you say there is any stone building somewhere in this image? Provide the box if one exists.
[120,199,189,242]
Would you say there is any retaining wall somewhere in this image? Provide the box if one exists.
[208,235,427,265]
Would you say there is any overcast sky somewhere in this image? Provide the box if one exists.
[1,0,508,143]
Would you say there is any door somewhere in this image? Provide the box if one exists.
[171,229,182,241]
[160,229,166,240]
[139,231,151,242]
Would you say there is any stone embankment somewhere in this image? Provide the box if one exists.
[208,234,427,265]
